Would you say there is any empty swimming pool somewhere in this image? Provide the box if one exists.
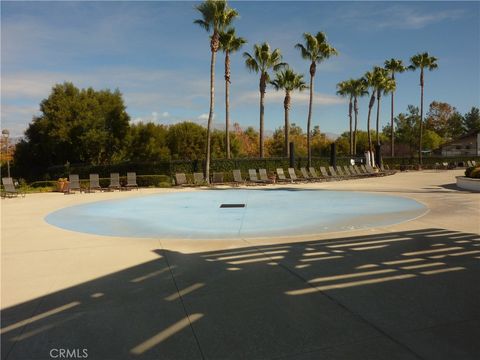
[45,189,427,239]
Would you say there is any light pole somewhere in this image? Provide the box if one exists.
[2,129,10,178]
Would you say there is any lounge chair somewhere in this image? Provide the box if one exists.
[248,169,268,184]
[259,169,274,183]
[1,177,25,198]
[232,169,245,186]
[309,167,324,181]
[175,173,188,186]
[193,172,206,186]
[466,160,473,167]
[212,172,224,185]
[109,173,122,190]
[68,174,82,193]
[365,165,383,176]
[319,167,334,181]
[335,166,346,177]
[472,160,477,166]
[329,166,344,180]
[88,174,103,192]
[349,165,361,176]
[300,167,316,181]
[287,168,302,182]
[126,172,139,189]
[276,168,292,183]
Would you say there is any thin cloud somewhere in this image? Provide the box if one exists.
[235,90,346,106]
[340,5,465,30]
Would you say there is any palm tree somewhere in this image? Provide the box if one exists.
[363,69,377,156]
[194,0,238,183]
[374,67,395,146]
[409,52,438,165]
[295,32,338,167]
[219,28,246,159]
[384,59,407,157]
[243,43,286,158]
[271,67,308,157]
[336,79,355,155]
[350,78,368,155]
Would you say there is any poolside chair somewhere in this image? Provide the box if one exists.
[248,169,268,184]
[288,168,302,183]
[349,165,361,176]
[466,160,473,167]
[108,173,122,190]
[335,166,346,177]
[68,174,82,193]
[1,177,25,198]
[276,168,292,183]
[259,169,274,184]
[328,166,344,180]
[125,172,139,189]
[193,172,206,186]
[343,165,358,178]
[309,167,324,181]
[88,174,103,192]
[212,172,225,185]
[365,164,383,176]
[472,160,477,166]
[175,173,188,187]
[319,167,334,181]
[232,169,245,186]
[300,167,316,181]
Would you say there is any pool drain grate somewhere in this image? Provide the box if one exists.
[220,204,245,208]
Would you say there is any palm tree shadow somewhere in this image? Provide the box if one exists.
[2,228,480,359]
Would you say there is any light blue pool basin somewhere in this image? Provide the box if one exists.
[45,189,427,239]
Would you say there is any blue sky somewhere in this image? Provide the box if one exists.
[2,1,479,137]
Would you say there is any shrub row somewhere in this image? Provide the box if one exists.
[5,155,480,183]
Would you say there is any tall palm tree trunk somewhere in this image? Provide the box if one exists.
[205,36,218,184]
[367,91,375,163]
[284,91,290,157]
[419,68,424,166]
[348,96,353,155]
[353,97,358,156]
[390,90,395,157]
[225,51,231,159]
[376,90,381,146]
[306,64,315,167]
[259,74,267,158]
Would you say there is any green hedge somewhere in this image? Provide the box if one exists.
[383,156,480,169]
[11,155,480,183]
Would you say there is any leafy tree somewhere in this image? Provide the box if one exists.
[194,0,238,182]
[128,122,170,161]
[14,82,130,171]
[166,122,206,160]
[232,123,259,157]
[391,105,420,157]
[219,27,246,159]
[267,123,307,157]
[425,101,456,139]
[384,58,407,156]
[243,42,286,158]
[409,52,438,165]
[271,67,307,157]
[295,32,338,167]
[463,107,480,133]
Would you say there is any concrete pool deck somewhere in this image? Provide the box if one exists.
[1,170,479,359]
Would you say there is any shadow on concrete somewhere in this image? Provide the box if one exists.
[2,228,480,360]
